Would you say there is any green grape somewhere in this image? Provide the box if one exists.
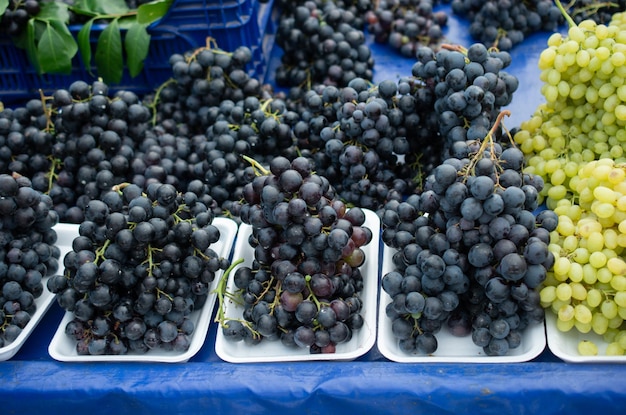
[610,276,626,291]
[553,256,572,276]
[556,283,573,301]
[570,282,587,301]
[578,340,599,356]
[591,312,609,335]
[597,267,613,283]
[614,291,626,307]
[616,330,626,349]
[574,320,592,333]
[558,304,575,321]
[589,251,608,268]
[582,263,598,284]
[605,342,625,356]
[540,286,557,304]
[603,327,620,343]
[608,316,624,329]
[574,303,593,324]
[556,316,575,332]
[586,288,603,308]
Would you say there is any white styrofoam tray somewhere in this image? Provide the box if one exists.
[545,311,626,363]
[377,244,546,363]
[0,223,76,361]
[215,208,381,363]
[48,217,238,363]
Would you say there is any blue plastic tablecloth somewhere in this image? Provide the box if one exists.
[3,5,626,415]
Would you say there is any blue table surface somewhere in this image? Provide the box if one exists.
[3,4,626,415]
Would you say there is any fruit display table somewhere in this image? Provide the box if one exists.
[1,301,625,414]
[2,3,626,414]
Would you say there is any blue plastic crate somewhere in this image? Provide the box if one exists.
[0,0,276,106]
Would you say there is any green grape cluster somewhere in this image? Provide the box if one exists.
[540,159,626,356]
[513,11,626,210]
[512,2,626,356]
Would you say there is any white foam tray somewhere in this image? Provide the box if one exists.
[215,208,381,363]
[545,311,626,363]
[0,223,76,361]
[48,217,238,363]
[377,244,547,363]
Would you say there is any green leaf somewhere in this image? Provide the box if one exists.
[24,20,41,74]
[36,20,78,74]
[117,16,138,30]
[125,22,150,78]
[95,18,123,84]
[137,0,173,25]
[77,0,129,15]
[36,1,70,23]
[0,0,9,16]
[77,18,94,75]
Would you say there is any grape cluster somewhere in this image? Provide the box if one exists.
[411,43,519,159]
[47,182,231,355]
[150,42,264,135]
[381,124,556,356]
[0,173,60,347]
[274,3,374,88]
[540,159,626,356]
[276,0,375,30]
[0,42,267,223]
[0,79,155,224]
[287,77,432,211]
[366,0,449,57]
[514,12,626,210]
[451,0,563,51]
[217,156,372,354]
[0,0,41,36]
[193,95,299,215]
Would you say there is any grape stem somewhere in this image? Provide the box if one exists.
[554,0,576,28]
[463,110,511,179]
[242,155,270,176]
[45,156,62,195]
[213,258,245,327]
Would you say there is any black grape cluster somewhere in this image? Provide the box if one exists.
[0,173,60,347]
[195,92,303,213]
[0,0,41,36]
[46,81,153,224]
[151,43,264,135]
[0,44,263,224]
[274,3,374,88]
[451,0,563,50]
[366,0,449,57]
[411,43,519,160]
[47,182,231,355]
[381,137,558,356]
[219,156,372,354]
[295,77,434,211]
[276,0,375,30]
[0,80,154,224]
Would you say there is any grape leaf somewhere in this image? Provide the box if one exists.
[125,22,150,78]
[0,0,9,16]
[117,16,139,30]
[95,18,123,84]
[37,20,78,74]
[77,18,94,75]
[36,1,70,23]
[80,0,129,15]
[23,20,41,74]
[137,0,173,25]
